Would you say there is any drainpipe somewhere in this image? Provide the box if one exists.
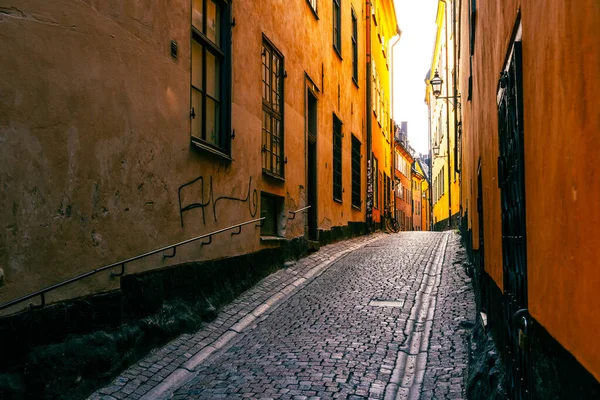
[428,103,433,230]
[442,0,452,229]
[390,33,401,223]
[366,0,373,233]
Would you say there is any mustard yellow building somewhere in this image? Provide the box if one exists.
[414,159,430,231]
[367,0,400,230]
[425,1,460,231]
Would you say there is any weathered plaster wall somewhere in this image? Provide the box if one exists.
[459,0,600,380]
[521,0,600,380]
[0,0,370,314]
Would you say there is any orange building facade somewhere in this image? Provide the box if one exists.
[455,0,600,397]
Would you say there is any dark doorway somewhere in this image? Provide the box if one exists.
[307,90,318,240]
[497,30,530,399]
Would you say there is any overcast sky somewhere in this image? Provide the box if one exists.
[392,0,439,156]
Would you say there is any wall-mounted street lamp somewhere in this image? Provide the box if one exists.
[430,70,461,108]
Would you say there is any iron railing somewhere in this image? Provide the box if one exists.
[287,205,311,220]
[0,217,265,313]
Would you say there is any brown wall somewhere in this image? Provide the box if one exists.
[0,0,383,314]
[459,0,600,379]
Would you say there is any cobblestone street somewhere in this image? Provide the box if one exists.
[92,232,475,400]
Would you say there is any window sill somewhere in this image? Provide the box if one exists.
[305,2,319,20]
[262,169,285,183]
[191,138,232,162]
[352,78,359,88]
[333,46,343,61]
[260,235,287,243]
[333,196,342,204]
[352,204,361,211]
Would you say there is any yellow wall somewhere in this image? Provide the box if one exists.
[458,0,600,380]
[414,161,430,231]
[426,2,460,229]
[370,0,398,223]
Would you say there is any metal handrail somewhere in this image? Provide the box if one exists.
[288,205,311,220]
[0,217,265,313]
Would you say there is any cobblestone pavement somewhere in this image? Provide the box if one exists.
[91,231,475,400]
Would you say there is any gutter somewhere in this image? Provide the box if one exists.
[366,0,373,232]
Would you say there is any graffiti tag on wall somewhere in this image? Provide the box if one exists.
[178,176,258,227]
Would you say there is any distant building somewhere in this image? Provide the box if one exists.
[414,158,430,231]
[411,166,423,231]
[425,2,460,231]
[394,126,414,231]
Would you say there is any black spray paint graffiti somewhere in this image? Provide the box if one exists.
[178,176,258,227]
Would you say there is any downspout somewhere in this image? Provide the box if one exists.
[428,103,433,230]
[390,34,401,223]
[366,0,373,233]
[453,0,459,178]
[456,0,463,228]
[443,0,452,228]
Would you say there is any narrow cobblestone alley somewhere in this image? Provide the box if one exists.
[91,232,475,400]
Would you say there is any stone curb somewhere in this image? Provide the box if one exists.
[384,232,449,400]
[131,234,384,400]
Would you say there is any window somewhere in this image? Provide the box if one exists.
[333,115,343,202]
[351,9,358,84]
[262,37,285,177]
[469,0,477,55]
[260,192,284,237]
[373,155,379,209]
[333,0,342,55]
[351,135,361,208]
[191,0,231,155]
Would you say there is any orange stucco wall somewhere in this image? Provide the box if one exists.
[0,0,375,314]
[459,0,600,380]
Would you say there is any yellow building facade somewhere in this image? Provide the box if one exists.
[368,0,400,229]
[425,1,460,231]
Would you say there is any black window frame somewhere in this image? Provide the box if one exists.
[190,0,232,158]
[306,0,318,18]
[333,114,343,202]
[333,0,342,57]
[261,35,285,179]
[351,8,359,85]
[351,135,361,209]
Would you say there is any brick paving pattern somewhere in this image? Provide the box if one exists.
[420,233,475,400]
[90,233,385,400]
[91,231,475,400]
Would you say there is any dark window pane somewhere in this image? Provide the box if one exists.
[352,135,361,207]
[192,0,204,31]
[333,116,343,201]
